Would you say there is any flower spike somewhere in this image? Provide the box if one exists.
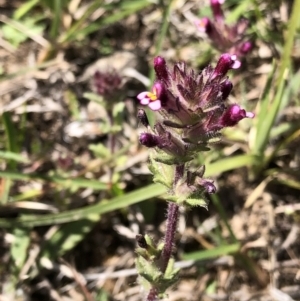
[136,55,254,300]
[137,54,254,158]
[195,0,253,58]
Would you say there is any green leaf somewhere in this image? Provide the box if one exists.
[41,215,100,259]
[136,256,162,284]
[2,18,45,47]
[11,228,30,271]
[89,144,111,158]
[184,198,208,208]
[83,92,105,105]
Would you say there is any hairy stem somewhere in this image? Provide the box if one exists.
[162,164,184,272]
[146,287,158,301]
[161,202,179,273]
[107,108,116,189]
[146,164,184,301]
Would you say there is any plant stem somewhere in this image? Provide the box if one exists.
[146,287,158,301]
[107,108,116,189]
[162,164,184,272]
[146,164,184,301]
[161,202,179,273]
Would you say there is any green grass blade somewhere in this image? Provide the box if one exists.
[59,0,104,43]
[182,243,240,261]
[11,189,43,202]
[251,61,276,151]
[1,112,19,204]
[2,112,18,155]
[13,0,39,20]
[252,75,286,156]
[277,0,300,85]
[252,0,300,158]
[226,0,252,24]
[0,183,166,227]
[60,0,151,43]
[148,0,173,85]
[0,151,29,163]
[0,170,108,190]
[205,155,258,176]
[210,194,237,243]
[50,0,62,38]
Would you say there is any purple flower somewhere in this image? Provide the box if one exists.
[198,178,217,194]
[137,81,168,111]
[94,70,123,99]
[195,0,253,57]
[137,91,162,111]
[212,54,241,78]
[137,54,254,154]
[220,104,255,127]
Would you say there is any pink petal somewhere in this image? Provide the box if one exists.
[137,91,149,100]
[140,98,150,105]
[246,111,255,118]
[195,18,210,33]
[230,55,241,69]
[148,100,161,111]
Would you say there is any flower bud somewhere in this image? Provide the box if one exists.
[195,17,213,34]
[154,56,170,83]
[139,133,162,148]
[136,234,147,249]
[137,109,150,128]
[213,54,241,79]
[195,1,253,58]
[198,178,216,194]
[210,0,224,21]
[220,79,233,100]
[220,104,254,127]
[239,41,253,55]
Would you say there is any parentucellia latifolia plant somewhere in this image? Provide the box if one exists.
[195,0,253,56]
[135,54,254,301]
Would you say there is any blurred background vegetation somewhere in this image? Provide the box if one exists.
[0,0,300,300]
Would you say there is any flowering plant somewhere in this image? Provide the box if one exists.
[136,54,254,300]
[195,0,253,56]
